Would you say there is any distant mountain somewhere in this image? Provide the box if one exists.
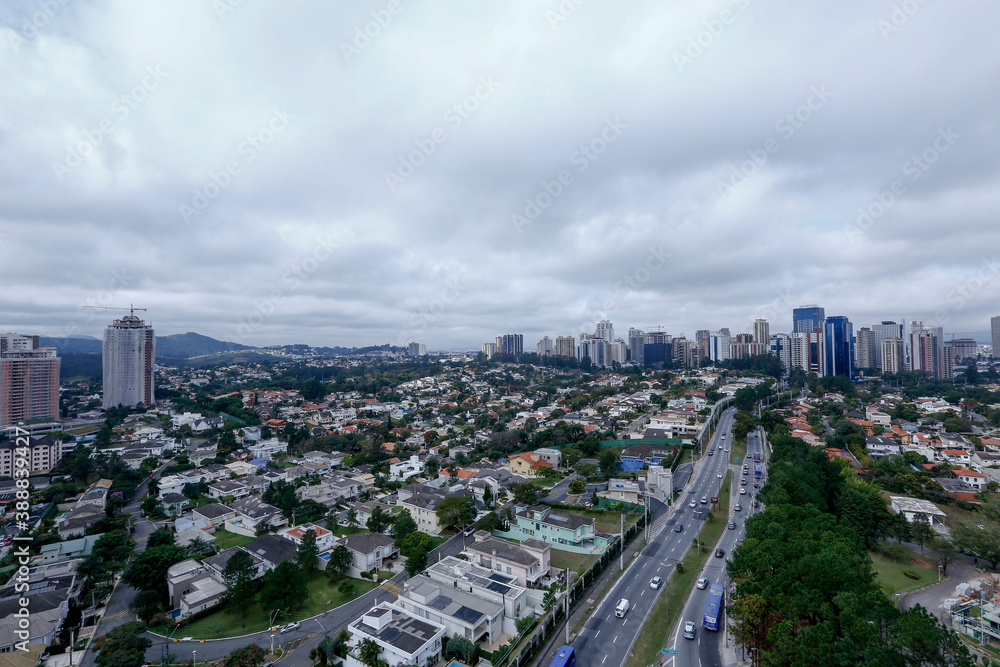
[156,332,255,359]
[40,332,254,359]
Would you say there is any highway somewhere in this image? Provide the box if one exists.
[566,407,737,667]
[666,427,769,667]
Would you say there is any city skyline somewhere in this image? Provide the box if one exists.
[2,3,999,350]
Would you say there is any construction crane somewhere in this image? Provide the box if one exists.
[944,332,977,341]
[82,304,147,319]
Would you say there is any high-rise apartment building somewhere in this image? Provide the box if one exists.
[406,342,426,357]
[555,336,575,358]
[481,342,497,359]
[872,321,904,368]
[768,333,791,372]
[907,321,940,378]
[791,331,825,375]
[881,337,905,374]
[536,336,553,357]
[992,316,1000,358]
[494,334,523,359]
[825,316,854,378]
[0,334,60,427]
[694,330,710,343]
[595,320,614,342]
[855,327,876,370]
[103,315,156,409]
[793,305,825,334]
[753,319,769,344]
[951,338,977,363]
[702,331,731,363]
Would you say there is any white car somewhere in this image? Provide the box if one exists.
[684,621,696,639]
[280,622,300,634]
[689,500,697,508]
[650,576,663,589]
[717,473,723,479]
[740,488,747,495]
[696,577,709,589]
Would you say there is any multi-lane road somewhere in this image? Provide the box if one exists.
[667,427,769,667]
[563,407,737,667]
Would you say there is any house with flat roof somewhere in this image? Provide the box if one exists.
[344,602,445,667]
[396,575,504,645]
[424,556,535,634]
[166,559,227,619]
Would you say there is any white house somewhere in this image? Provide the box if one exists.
[345,603,445,667]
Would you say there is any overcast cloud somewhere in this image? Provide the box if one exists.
[1,0,998,350]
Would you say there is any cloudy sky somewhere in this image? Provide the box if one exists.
[2,1,998,351]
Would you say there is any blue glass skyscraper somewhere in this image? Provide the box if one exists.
[793,305,825,333]
[825,316,854,378]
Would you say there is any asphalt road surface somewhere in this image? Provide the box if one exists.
[567,407,737,667]
[668,427,769,667]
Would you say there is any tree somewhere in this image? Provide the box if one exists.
[910,512,934,554]
[224,645,265,667]
[542,587,557,612]
[346,508,359,528]
[93,621,151,667]
[223,549,258,617]
[296,528,320,576]
[140,494,163,518]
[599,449,619,476]
[405,547,429,577]
[358,638,387,667]
[92,531,135,565]
[482,484,494,508]
[952,521,1000,569]
[391,509,417,540]
[326,544,353,580]
[310,636,337,667]
[367,505,392,534]
[123,545,187,601]
[511,483,543,505]
[338,578,356,597]
[436,496,476,530]
[448,635,478,664]
[132,589,163,624]
[423,457,440,478]
[258,560,308,618]
[146,528,174,548]
[568,479,586,495]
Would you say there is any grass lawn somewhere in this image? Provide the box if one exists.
[557,508,641,534]
[549,549,599,574]
[732,434,747,464]
[870,548,936,596]
[330,525,367,537]
[156,572,378,639]
[213,529,254,550]
[626,471,731,667]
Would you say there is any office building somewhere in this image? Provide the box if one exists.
[536,336,553,357]
[694,330,710,343]
[702,331,731,363]
[881,337,905,374]
[628,330,645,365]
[825,316,854,378]
[793,305,825,334]
[872,321,904,367]
[791,330,825,375]
[855,327,876,370]
[753,319,769,344]
[103,315,155,409]
[0,334,60,427]
[555,336,575,358]
[406,342,426,357]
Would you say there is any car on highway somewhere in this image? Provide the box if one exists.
[740,488,746,495]
[715,548,725,558]
[734,503,742,511]
[701,496,707,504]
[615,598,630,617]
[753,482,759,488]
[740,479,747,486]
[674,523,683,532]
[280,622,300,634]
[696,577,709,589]
[707,450,713,456]
[683,621,696,639]
[463,525,476,536]
[650,576,663,589]
[721,434,726,440]
[736,538,744,546]
[716,473,723,478]
[728,521,736,529]
[689,499,697,508]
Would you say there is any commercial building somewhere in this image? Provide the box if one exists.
[792,305,825,334]
[102,314,155,409]
[824,316,854,378]
[881,337,905,374]
[855,327,876,369]
[406,342,426,357]
[0,334,60,427]
[768,333,791,371]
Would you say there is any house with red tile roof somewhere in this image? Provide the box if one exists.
[953,467,987,490]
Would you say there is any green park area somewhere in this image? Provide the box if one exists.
[153,572,378,639]
[869,548,936,596]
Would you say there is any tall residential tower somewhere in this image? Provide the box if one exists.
[0,334,60,426]
[102,315,155,409]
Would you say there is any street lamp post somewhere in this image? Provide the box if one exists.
[191,650,196,667]
[270,634,275,653]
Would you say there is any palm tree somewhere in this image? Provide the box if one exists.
[357,638,386,667]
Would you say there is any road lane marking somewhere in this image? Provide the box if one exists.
[602,655,607,664]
